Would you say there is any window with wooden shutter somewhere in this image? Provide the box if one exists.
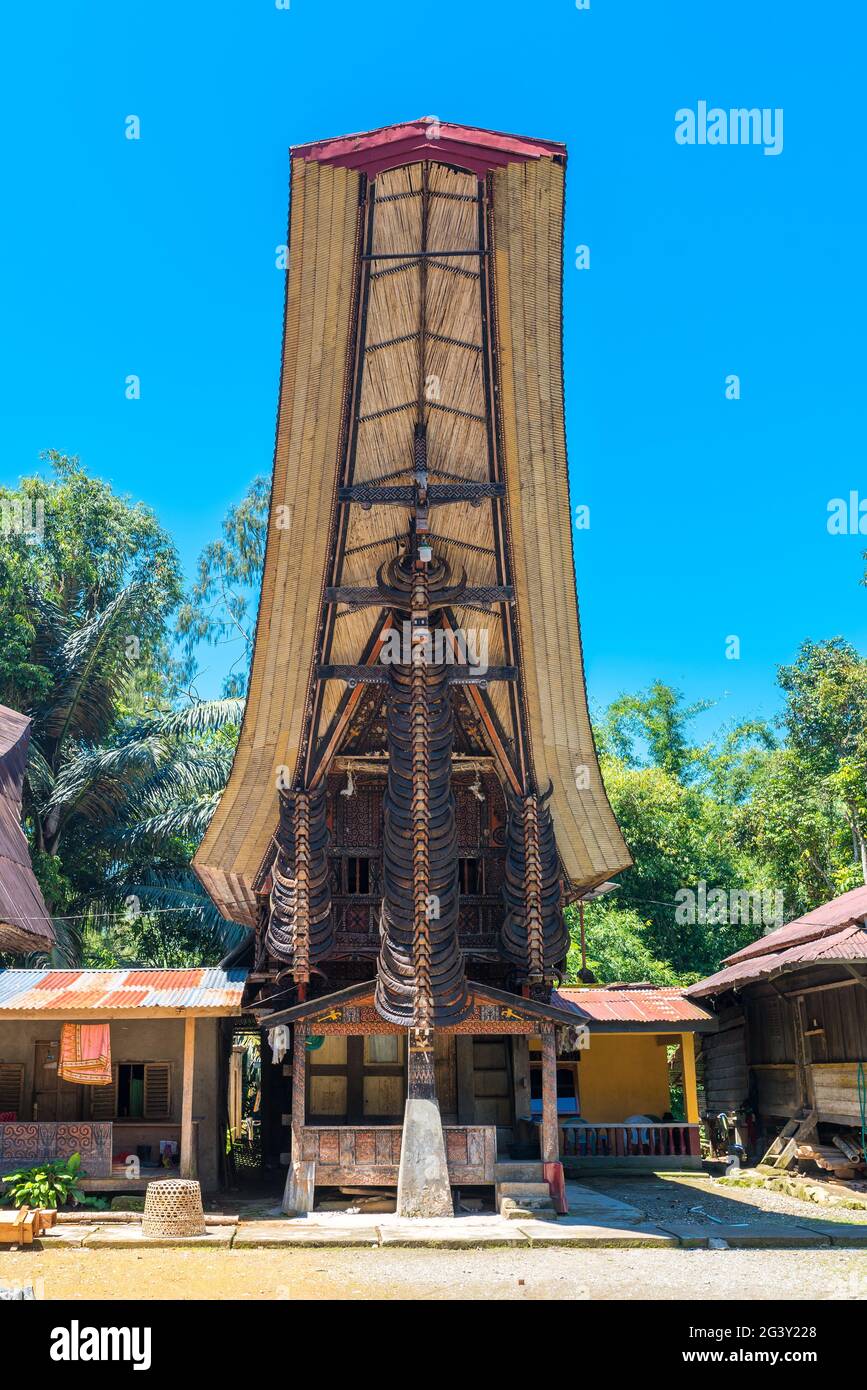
[89,1067,118,1120]
[143,1063,171,1119]
[0,1063,24,1117]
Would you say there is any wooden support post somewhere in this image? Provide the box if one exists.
[180,1015,196,1179]
[283,1022,314,1214]
[540,1024,559,1163]
[681,1032,699,1125]
[291,1020,306,1162]
[407,1029,437,1101]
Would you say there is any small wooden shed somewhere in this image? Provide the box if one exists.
[688,886,867,1157]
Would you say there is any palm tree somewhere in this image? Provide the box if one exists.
[16,580,247,965]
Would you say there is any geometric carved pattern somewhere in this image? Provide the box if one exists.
[0,1121,112,1177]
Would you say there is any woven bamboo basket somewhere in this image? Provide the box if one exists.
[142,1179,206,1238]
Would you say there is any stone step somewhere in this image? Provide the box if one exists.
[494,1161,545,1182]
[501,1200,558,1223]
[497,1182,552,1199]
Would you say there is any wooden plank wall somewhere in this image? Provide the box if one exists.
[711,974,867,1127]
[701,1007,749,1113]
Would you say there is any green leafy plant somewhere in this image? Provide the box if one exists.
[0,1151,87,1209]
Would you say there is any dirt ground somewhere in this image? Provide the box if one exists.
[581,1173,867,1224]
[4,1245,867,1300]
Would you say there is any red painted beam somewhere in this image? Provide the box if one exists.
[293,120,565,177]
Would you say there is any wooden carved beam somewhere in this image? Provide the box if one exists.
[325,583,513,606]
[337,482,505,507]
[318,664,517,686]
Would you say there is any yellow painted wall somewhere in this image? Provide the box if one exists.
[577,1034,671,1122]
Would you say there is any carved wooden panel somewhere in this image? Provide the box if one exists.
[299,1124,496,1184]
[0,1121,112,1178]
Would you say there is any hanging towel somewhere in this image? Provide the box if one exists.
[58,1023,113,1085]
[267,1025,290,1065]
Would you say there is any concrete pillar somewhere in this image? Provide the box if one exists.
[396,1030,453,1218]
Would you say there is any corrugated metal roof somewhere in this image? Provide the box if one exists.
[0,967,247,1014]
[724,884,867,965]
[686,954,784,998]
[772,924,867,967]
[555,986,713,1026]
[688,922,867,998]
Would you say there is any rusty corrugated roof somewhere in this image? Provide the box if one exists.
[555,985,715,1029]
[723,884,867,965]
[685,954,785,998]
[0,706,54,954]
[0,967,247,1015]
[689,886,867,998]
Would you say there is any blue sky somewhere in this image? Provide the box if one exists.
[1,1,865,738]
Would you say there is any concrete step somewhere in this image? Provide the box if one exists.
[498,1181,551,1199]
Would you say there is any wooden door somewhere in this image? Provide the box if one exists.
[33,1040,84,1121]
[472,1038,513,1125]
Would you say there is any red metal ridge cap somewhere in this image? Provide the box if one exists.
[292,119,566,177]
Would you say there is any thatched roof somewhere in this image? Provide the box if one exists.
[194,120,631,925]
[0,706,54,954]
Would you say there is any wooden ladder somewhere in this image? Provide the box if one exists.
[760,1109,817,1171]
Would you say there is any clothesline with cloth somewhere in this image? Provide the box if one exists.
[58,1023,113,1085]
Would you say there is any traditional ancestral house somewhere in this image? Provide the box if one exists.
[192,119,714,1215]
[688,885,867,1168]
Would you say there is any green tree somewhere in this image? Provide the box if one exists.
[598,680,712,780]
[175,476,269,697]
[735,746,857,916]
[0,453,246,966]
[777,638,867,884]
[564,903,680,986]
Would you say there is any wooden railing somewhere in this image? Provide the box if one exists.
[560,1122,701,1160]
